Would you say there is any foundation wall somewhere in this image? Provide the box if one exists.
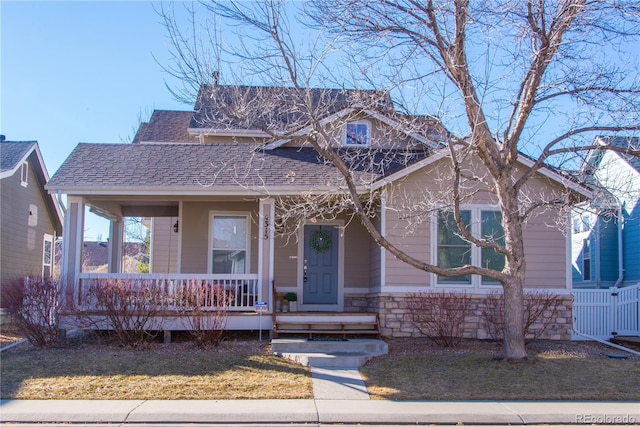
[363,292,573,341]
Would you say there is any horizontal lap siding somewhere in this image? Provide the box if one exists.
[384,208,430,287]
[521,213,567,289]
[344,219,370,289]
[273,234,297,287]
[380,156,569,290]
[180,201,258,274]
[369,214,381,289]
[0,158,56,284]
[150,217,179,274]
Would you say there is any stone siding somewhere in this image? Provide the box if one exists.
[364,292,573,341]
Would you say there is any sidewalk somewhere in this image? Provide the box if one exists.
[1,399,638,425]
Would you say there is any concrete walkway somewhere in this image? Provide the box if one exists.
[1,399,638,425]
[311,367,369,400]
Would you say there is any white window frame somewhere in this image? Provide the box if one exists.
[208,212,251,274]
[21,161,29,187]
[342,120,371,146]
[42,233,54,277]
[431,205,504,288]
[582,238,591,281]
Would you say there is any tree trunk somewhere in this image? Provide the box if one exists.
[502,277,528,359]
[498,178,528,360]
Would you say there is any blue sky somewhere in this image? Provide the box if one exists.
[2,1,186,240]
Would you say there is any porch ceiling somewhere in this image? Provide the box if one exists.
[87,198,179,220]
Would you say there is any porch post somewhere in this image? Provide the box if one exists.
[108,219,123,273]
[61,196,84,309]
[258,199,275,309]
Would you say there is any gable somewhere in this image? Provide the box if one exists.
[0,141,37,178]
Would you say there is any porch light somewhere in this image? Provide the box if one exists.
[173,220,179,233]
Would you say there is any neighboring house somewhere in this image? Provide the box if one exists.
[0,137,64,302]
[571,136,640,289]
[47,85,588,339]
[57,241,149,273]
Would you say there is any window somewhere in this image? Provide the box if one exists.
[210,214,249,274]
[434,207,505,287]
[42,234,53,278]
[480,211,505,285]
[437,210,471,284]
[582,238,591,281]
[573,214,591,233]
[21,162,28,186]
[344,121,370,146]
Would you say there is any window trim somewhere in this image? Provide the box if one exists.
[431,205,504,288]
[342,120,371,147]
[582,238,591,281]
[20,161,28,187]
[42,233,54,277]
[208,212,251,274]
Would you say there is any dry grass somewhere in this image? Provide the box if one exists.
[362,338,640,401]
[0,322,26,347]
[4,333,639,401]
[1,335,312,400]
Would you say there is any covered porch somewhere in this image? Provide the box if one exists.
[59,194,379,332]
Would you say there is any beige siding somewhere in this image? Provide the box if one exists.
[382,156,568,290]
[180,201,259,274]
[384,207,431,287]
[273,233,298,287]
[344,218,370,289]
[286,115,424,150]
[273,214,371,290]
[0,156,57,285]
[368,210,382,289]
[150,217,179,273]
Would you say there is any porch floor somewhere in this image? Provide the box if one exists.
[272,312,380,339]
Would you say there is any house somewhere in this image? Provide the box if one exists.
[0,137,64,303]
[46,85,588,339]
[571,136,640,289]
[58,241,149,273]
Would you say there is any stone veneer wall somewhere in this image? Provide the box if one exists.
[362,293,573,341]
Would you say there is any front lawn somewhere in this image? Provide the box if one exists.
[1,337,313,400]
[361,338,640,400]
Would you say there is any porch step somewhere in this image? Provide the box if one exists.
[271,338,388,368]
[272,313,380,338]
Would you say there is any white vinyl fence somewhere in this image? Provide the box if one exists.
[572,284,640,340]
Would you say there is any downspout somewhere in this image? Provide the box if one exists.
[56,190,67,215]
[613,203,624,289]
[572,328,640,356]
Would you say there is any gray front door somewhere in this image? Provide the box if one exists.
[303,225,339,305]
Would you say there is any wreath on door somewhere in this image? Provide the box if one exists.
[309,229,332,253]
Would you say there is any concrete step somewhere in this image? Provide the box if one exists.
[271,338,387,355]
[271,338,388,368]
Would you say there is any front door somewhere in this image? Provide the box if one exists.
[303,225,339,307]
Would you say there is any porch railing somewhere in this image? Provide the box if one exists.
[76,273,260,312]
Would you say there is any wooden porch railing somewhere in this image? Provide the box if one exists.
[76,273,260,311]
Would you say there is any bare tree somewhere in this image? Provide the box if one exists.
[159,0,639,359]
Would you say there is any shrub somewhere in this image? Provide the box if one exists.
[177,281,233,348]
[483,290,562,342]
[3,275,61,347]
[82,278,162,347]
[406,291,470,347]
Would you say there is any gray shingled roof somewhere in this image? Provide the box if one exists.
[1,141,36,173]
[133,111,198,143]
[191,85,395,132]
[47,142,429,192]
